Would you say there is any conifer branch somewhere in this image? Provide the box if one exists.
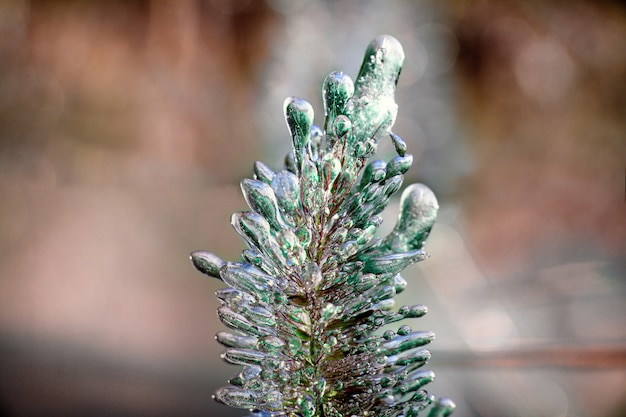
[192,35,455,417]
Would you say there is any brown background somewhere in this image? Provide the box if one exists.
[0,1,624,416]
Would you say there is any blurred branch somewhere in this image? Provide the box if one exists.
[434,345,626,369]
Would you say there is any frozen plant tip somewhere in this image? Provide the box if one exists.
[191,35,455,417]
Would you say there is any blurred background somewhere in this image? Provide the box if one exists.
[0,0,624,416]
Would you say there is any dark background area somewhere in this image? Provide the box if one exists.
[0,1,624,416]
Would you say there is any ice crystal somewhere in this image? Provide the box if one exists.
[191,35,455,417]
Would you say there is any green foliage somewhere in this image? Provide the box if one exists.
[192,35,454,417]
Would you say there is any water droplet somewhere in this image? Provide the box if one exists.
[215,331,258,349]
[372,299,395,312]
[382,175,404,197]
[333,115,352,139]
[346,35,404,150]
[362,250,428,276]
[254,161,276,184]
[355,35,405,97]
[381,330,434,356]
[215,287,255,305]
[190,250,224,279]
[221,262,275,303]
[383,330,395,340]
[321,153,341,188]
[354,224,377,246]
[242,249,263,266]
[403,304,428,319]
[386,154,413,178]
[271,170,301,215]
[222,348,266,366]
[427,397,456,417]
[258,336,285,352]
[285,150,298,174]
[397,325,412,336]
[309,125,324,159]
[301,158,321,211]
[217,305,275,338]
[323,71,354,134]
[360,160,387,189]
[214,386,258,409]
[381,183,439,253]
[232,211,287,266]
[390,132,407,156]
[372,285,396,304]
[284,97,314,170]
[392,274,408,294]
[337,240,359,260]
[241,178,284,231]
[387,348,430,367]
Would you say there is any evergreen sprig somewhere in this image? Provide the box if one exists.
[191,35,455,417]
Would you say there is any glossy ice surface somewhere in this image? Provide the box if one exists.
[192,35,454,417]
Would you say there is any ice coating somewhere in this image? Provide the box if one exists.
[346,35,405,154]
[191,35,453,417]
[382,183,439,253]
